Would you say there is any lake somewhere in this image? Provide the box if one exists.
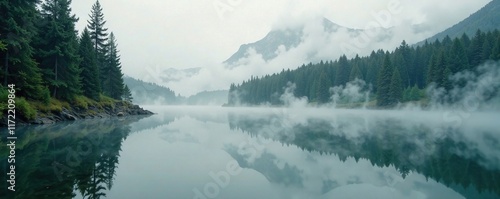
[1,106,500,199]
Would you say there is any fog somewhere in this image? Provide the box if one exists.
[126,103,500,198]
[69,1,490,96]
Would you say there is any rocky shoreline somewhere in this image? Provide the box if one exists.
[1,101,153,126]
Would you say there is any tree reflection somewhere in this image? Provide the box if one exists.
[0,116,148,199]
[228,112,500,197]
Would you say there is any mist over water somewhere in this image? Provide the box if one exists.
[125,62,500,199]
[2,104,499,198]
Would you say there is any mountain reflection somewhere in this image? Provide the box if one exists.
[0,116,148,199]
[228,110,500,198]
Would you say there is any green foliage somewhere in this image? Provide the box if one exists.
[102,33,124,100]
[79,28,101,100]
[410,86,423,101]
[492,35,500,60]
[73,95,93,110]
[99,94,116,109]
[389,67,403,104]
[349,63,363,81]
[377,54,393,106]
[123,76,177,104]
[17,98,37,120]
[316,73,331,103]
[469,30,485,67]
[122,85,133,102]
[449,38,469,73]
[0,0,50,102]
[0,40,6,51]
[334,55,350,86]
[0,86,8,112]
[33,99,70,113]
[87,0,110,93]
[402,85,424,102]
[36,0,82,101]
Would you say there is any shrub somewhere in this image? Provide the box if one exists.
[17,98,37,120]
[0,86,8,112]
[73,95,93,110]
[99,94,116,109]
[33,98,69,113]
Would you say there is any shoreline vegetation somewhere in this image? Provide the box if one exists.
[0,91,153,126]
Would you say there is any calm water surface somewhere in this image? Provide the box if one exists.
[1,106,500,199]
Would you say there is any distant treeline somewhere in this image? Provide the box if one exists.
[124,76,228,105]
[228,29,500,106]
[124,76,178,104]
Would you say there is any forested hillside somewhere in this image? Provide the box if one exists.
[228,30,500,106]
[0,0,136,120]
[123,76,178,105]
[419,0,500,45]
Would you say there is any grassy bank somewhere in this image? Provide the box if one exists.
[0,86,140,122]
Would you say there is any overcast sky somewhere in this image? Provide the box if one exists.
[70,0,491,96]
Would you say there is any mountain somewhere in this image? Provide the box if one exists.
[419,0,500,44]
[184,90,228,106]
[124,76,229,106]
[223,18,356,67]
[124,76,179,105]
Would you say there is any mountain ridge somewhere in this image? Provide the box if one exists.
[223,18,351,67]
[418,0,500,44]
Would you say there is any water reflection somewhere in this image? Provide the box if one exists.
[1,107,499,199]
[0,116,150,199]
[227,109,500,198]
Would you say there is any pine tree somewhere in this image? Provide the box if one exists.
[377,54,393,106]
[427,50,446,87]
[316,72,331,104]
[469,29,484,67]
[0,0,50,102]
[104,33,124,99]
[389,67,403,105]
[412,46,426,88]
[122,85,132,102]
[448,38,469,73]
[426,54,437,85]
[435,50,447,87]
[334,55,350,86]
[442,66,452,92]
[410,85,421,101]
[482,31,494,61]
[349,63,363,81]
[460,33,471,49]
[37,0,81,101]
[79,28,101,100]
[490,35,500,60]
[366,51,381,90]
[396,40,411,87]
[87,0,109,90]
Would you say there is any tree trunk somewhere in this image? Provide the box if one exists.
[53,57,58,98]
